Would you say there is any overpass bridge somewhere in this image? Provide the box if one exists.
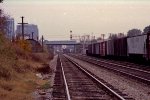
[44,40,81,53]
[44,40,80,45]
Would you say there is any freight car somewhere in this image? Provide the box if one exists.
[95,42,100,57]
[87,40,107,58]
[105,37,128,60]
[100,41,107,57]
[86,33,150,62]
[114,37,127,57]
[87,44,92,56]
[87,42,100,57]
[127,34,148,61]
[107,39,115,56]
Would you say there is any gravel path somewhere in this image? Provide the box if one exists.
[33,55,58,100]
[65,54,150,100]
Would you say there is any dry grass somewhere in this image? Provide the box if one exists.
[30,52,53,64]
[0,33,54,99]
[0,72,38,100]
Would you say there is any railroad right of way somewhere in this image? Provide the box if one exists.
[70,54,150,85]
[65,54,150,100]
[52,54,133,100]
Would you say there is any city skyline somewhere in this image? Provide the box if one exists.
[1,0,150,40]
[5,17,15,40]
[16,24,39,41]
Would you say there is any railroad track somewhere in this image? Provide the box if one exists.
[52,54,133,100]
[69,54,150,85]
[80,54,150,71]
[52,57,66,100]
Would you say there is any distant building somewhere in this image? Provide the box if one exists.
[5,18,15,40]
[16,24,39,41]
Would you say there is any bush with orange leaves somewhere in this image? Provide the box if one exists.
[14,39,32,53]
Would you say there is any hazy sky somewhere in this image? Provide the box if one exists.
[1,0,150,40]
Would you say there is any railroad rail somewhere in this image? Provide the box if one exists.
[52,57,67,99]
[82,54,150,71]
[69,54,150,85]
[52,54,133,100]
[80,54,150,74]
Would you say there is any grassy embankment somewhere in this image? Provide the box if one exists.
[0,33,53,100]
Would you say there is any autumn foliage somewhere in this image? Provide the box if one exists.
[14,39,32,52]
[0,33,53,99]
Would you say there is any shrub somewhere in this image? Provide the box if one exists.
[15,39,32,52]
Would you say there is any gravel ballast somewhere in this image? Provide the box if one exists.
[33,55,58,100]
[65,55,150,100]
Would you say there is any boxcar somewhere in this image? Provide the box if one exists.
[93,43,96,55]
[87,44,92,55]
[91,43,94,55]
[100,41,107,56]
[147,34,150,60]
[114,37,127,57]
[95,42,100,56]
[127,34,147,59]
[107,39,115,56]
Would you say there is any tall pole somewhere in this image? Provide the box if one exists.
[18,16,28,40]
[21,17,24,40]
[42,35,44,52]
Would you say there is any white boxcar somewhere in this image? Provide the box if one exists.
[127,34,147,55]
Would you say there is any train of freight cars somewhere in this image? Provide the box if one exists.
[86,33,150,61]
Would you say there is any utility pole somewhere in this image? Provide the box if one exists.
[18,16,28,40]
[42,35,44,52]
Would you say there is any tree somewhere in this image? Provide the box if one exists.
[0,9,6,34]
[143,25,150,34]
[127,29,142,37]
[0,0,4,3]
[97,37,102,41]
[118,33,125,38]
[108,33,118,39]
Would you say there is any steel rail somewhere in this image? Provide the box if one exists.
[79,54,150,74]
[59,57,71,100]
[64,55,126,100]
[93,58,150,74]
[70,54,150,84]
